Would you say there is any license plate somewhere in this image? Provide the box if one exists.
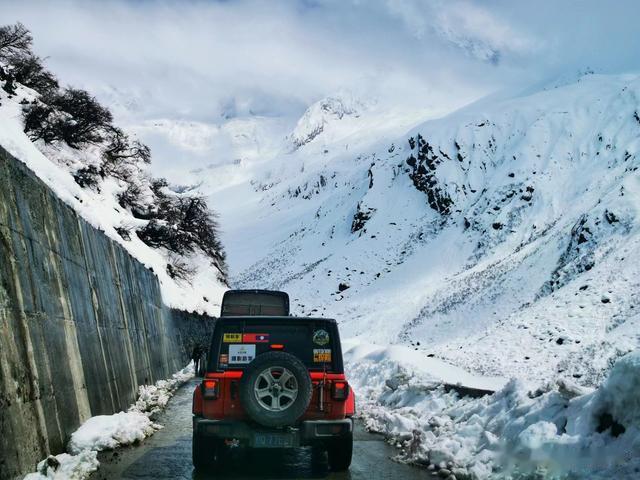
[253,432,295,448]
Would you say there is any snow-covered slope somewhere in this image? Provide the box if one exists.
[127,115,290,188]
[0,80,226,315]
[207,73,640,387]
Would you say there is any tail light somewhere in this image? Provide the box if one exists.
[202,379,219,400]
[331,381,350,400]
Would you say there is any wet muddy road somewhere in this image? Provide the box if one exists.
[96,379,424,480]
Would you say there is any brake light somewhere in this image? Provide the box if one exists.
[201,379,219,399]
[331,381,349,400]
[270,344,285,350]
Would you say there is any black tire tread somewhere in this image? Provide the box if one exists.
[327,432,353,471]
[192,432,214,470]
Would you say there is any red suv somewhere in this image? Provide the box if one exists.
[192,290,356,471]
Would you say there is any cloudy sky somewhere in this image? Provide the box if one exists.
[4,0,640,125]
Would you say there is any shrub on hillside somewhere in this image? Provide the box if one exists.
[73,165,103,189]
[10,54,58,95]
[136,195,221,255]
[54,88,112,146]
[23,88,113,147]
[166,254,197,282]
[117,181,147,215]
[22,100,60,142]
[136,193,227,275]
[103,126,151,178]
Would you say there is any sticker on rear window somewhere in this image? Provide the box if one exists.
[229,344,256,364]
[243,333,270,343]
[313,349,331,362]
[313,329,330,346]
[223,333,242,343]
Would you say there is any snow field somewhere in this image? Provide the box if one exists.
[5,53,640,479]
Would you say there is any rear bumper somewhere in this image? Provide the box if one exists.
[193,416,353,447]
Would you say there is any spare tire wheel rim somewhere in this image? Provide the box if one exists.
[254,366,299,412]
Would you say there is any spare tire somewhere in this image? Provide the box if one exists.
[239,351,312,427]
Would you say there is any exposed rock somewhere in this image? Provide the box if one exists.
[405,134,454,215]
[351,202,376,233]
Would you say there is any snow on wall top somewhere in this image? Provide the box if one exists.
[0,83,226,316]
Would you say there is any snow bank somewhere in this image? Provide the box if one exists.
[344,339,507,393]
[23,451,99,480]
[23,363,194,480]
[67,412,158,454]
[129,362,195,417]
[348,346,640,479]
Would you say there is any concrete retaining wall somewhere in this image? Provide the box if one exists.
[0,146,215,479]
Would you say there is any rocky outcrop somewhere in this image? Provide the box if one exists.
[405,134,454,215]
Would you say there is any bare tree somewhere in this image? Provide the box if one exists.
[53,88,113,147]
[166,254,197,282]
[0,23,32,60]
[102,126,151,179]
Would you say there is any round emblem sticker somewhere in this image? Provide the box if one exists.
[313,329,330,346]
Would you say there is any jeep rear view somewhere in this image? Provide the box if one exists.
[192,290,356,471]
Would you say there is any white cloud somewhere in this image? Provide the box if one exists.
[1,0,638,129]
[0,0,521,122]
[430,0,537,62]
[347,0,536,63]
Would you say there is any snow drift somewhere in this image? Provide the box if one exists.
[347,346,640,479]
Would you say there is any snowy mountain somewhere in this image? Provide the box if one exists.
[288,93,368,149]
[206,73,640,389]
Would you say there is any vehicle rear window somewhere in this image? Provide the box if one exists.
[221,292,288,316]
[214,321,338,371]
